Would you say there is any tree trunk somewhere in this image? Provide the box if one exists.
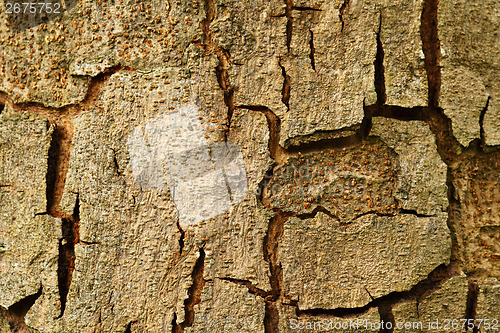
[0,0,498,332]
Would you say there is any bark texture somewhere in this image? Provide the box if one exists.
[0,0,499,332]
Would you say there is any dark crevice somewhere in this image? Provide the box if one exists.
[465,281,478,332]
[365,287,375,301]
[351,207,435,222]
[293,302,373,319]
[424,106,461,164]
[277,58,291,111]
[264,301,280,333]
[235,105,287,164]
[0,286,42,333]
[216,277,270,298]
[7,64,132,116]
[284,0,294,52]
[172,248,206,333]
[263,210,292,301]
[46,123,73,220]
[41,66,132,222]
[80,64,133,109]
[359,99,373,139]
[214,55,235,140]
[399,209,435,218]
[262,210,293,332]
[365,104,426,121]
[57,195,80,318]
[79,240,99,245]
[176,219,185,255]
[339,0,351,32]
[479,96,490,148]
[171,313,178,333]
[420,0,441,109]
[292,263,458,320]
[258,166,275,208]
[124,321,135,333]
[286,133,362,155]
[112,151,123,177]
[378,303,395,333]
[292,6,321,11]
[0,103,4,114]
[374,13,386,107]
[308,30,316,71]
[420,0,463,164]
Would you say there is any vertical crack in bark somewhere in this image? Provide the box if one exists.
[200,0,234,141]
[46,118,74,219]
[284,0,294,52]
[0,286,42,333]
[0,102,4,114]
[277,58,291,111]
[264,301,280,333]
[234,105,287,165]
[465,280,479,332]
[418,0,463,162]
[308,29,316,71]
[124,320,136,333]
[171,313,178,333]
[176,218,185,256]
[374,13,386,107]
[57,195,80,318]
[445,168,462,265]
[172,248,206,333]
[215,59,235,140]
[479,96,490,148]
[171,187,185,255]
[420,0,441,108]
[378,303,395,333]
[263,210,293,333]
[0,64,129,322]
[339,0,351,32]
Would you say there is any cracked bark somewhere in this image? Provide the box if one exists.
[0,0,498,331]
[420,0,440,109]
[465,281,479,333]
[374,13,386,108]
[0,287,42,333]
[339,0,351,32]
[277,59,291,112]
[172,248,206,333]
[479,96,491,147]
[217,277,270,299]
[200,0,235,140]
[284,0,294,52]
[308,30,315,71]
[57,195,80,318]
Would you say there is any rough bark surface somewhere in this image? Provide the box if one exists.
[0,0,498,332]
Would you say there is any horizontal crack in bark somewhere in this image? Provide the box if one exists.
[216,277,270,299]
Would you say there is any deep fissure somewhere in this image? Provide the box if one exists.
[339,0,351,32]
[57,195,80,318]
[308,29,316,71]
[172,248,206,333]
[0,286,42,332]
